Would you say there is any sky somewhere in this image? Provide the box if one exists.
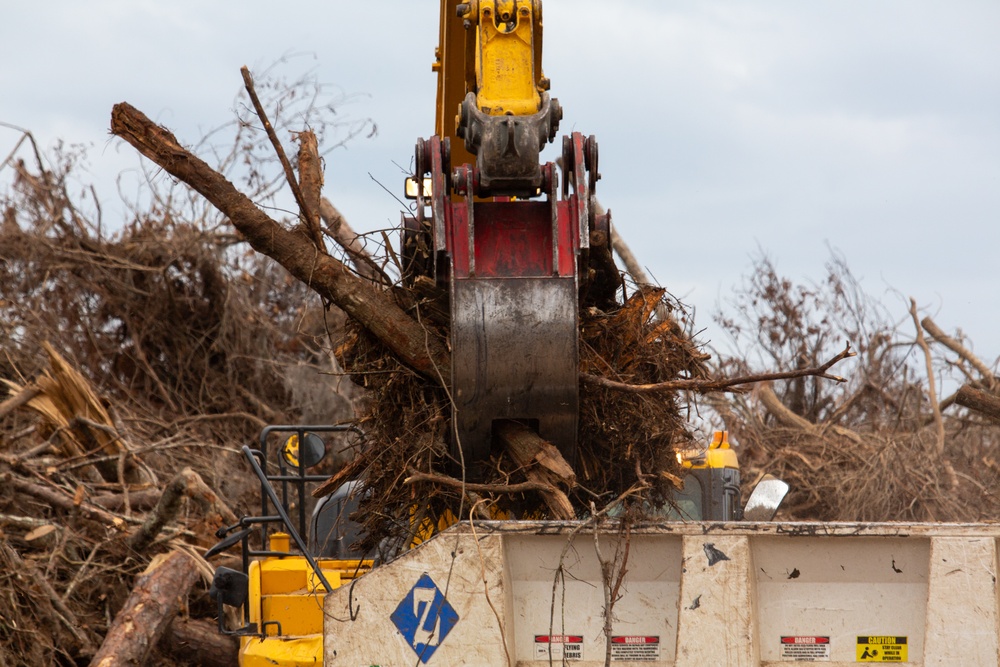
[2,0,998,367]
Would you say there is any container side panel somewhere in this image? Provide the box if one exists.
[506,533,683,666]
[923,537,1000,666]
[674,535,757,667]
[753,537,928,663]
[324,532,508,666]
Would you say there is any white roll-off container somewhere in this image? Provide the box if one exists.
[323,521,1000,666]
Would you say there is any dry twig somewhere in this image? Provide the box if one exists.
[240,66,324,252]
[583,342,854,395]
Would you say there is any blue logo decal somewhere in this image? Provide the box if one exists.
[390,574,459,663]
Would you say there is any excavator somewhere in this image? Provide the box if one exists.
[207,3,761,663]
[206,3,1000,665]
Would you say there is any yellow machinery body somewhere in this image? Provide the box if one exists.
[465,0,543,116]
[678,430,740,472]
[239,533,372,667]
[673,431,743,521]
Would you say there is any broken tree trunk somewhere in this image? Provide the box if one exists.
[956,385,1000,423]
[295,129,326,251]
[400,422,578,520]
[128,467,237,551]
[89,551,200,667]
[495,421,576,520]
[110,102,450,381]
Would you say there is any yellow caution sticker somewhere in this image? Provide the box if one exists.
[856,636,908,662]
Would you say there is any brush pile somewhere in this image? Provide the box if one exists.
[333,283,709,553]
[712,254,1000,522]
[0,134,358,665]
[2,100,710,663]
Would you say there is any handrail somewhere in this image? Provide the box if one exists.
[241,444,334,593]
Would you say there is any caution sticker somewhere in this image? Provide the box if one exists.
[535,635,584,661]
[780,636,830,661]
[856,636,908,662]
[610,636,660,661]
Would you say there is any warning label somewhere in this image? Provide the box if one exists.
[780,636,831,661]
[610,636,660,662]
[534,635,584,661]
[856,636,908,662]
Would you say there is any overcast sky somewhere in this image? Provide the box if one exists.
[2,1,998,366]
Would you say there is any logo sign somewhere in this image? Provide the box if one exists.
[390,574,459,663]
[856,636,908,662]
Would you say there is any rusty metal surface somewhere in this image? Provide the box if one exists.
[437,520,1000,538]
[450,277,578,465]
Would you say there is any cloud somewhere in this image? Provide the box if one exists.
[2,0,997,361]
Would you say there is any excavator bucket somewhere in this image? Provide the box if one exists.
[405,134,598,471]
[451,268,579,466]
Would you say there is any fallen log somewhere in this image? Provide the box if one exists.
[162,617,238,667]
[89,551,200,667]
[955,385,1000,423]
[110,102,450,382]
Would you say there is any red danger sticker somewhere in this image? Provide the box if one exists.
[780,636,831,661]
[611,636,660,661]
[535,635,584,643]
[534,635,583,661]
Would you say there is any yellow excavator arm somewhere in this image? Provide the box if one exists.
[462,0,546,117]
[433,0,559,193]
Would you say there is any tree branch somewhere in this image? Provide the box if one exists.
[582,342,855,395]
[910,299,958,490]
[955,385,1000,423]
[110,101,450,381]
[403,421,577,521]
[319,197,387,284]
[922,316,997,390]
[404,469,558,496]
[0,385,41,422]
[240,66,323,251]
